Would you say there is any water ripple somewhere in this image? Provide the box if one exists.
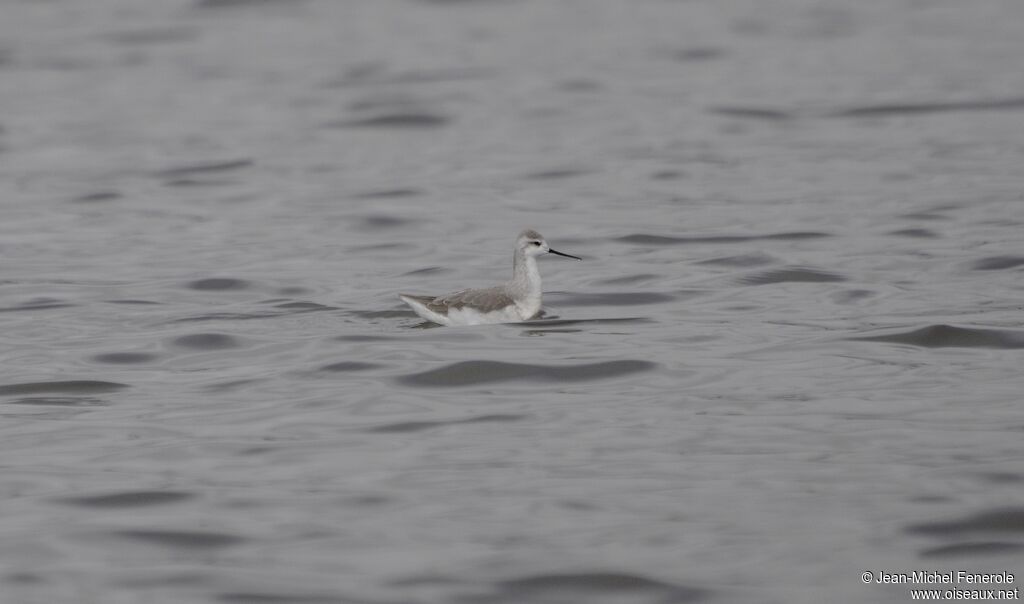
[273,302,337,312]
[358,214,414,229]
[972,256,1024,271]
[851,325,1024,349]
[834,98,1024,117]
[328,113,450,128]
[0,381,128,396]
[919,542,1024,558]
[173,333,243,350]
[738,267,846,285]
[618,232,830,245]
[907,507,1024,536]
[546,292,676,306]
[397,360,656,387]
[709,106,793,120]
[154,159,253,178]
[523,167,592,180]
[485,572,708,604]
[92,352,160,364]
[73,191,122,203]
[197,0,306,9]
[516,318,653,328]
[351,188,423,199]
[695,253,777,267]
[673,47,726,62]
[319,361,381,372]
[56,491,194,508]
[187,278,251,291]
[888,228,939,238]
[368,413,527,433]
[112,529,245,550]
[0,298,75,312]
[216,593,345,604]
[5,397,108,407]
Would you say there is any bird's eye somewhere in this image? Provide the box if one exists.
[531,241,542,246]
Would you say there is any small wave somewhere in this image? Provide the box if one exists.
[196,0,305,9]
[834,98,1024,117]
[351,188,423,199]
[546,292,676,306]
[673,47,726,62]
[56,491,194,508]
[850,325,1024,349]
[523,167,592,180]
[173,333,243,350]
[358,214,415,229]
[906,507,1024,536]
[709,106,793,120]
[830,289,876,304]
[187,277,251,291]
[618,232,830,245]
[73,191,122,203]
[920,542,1024,559]
[5,397,108,407]
[695,253,777,267]
[0,381,128,396]
[972,256,1024,271]
[397,360,655,387]
[319,361,380,372]
[368,413,527,433]
[591,273,661,286]
[888,228,939,238]
[328,113,450,128]
[490,572,708,603]
[216,592,342,604]
[154,159,253,178]
[105,27,197,46]
[112,529,245,550]
[273,302,337,312]
[516,318,653,328]
[0,298,74,312]
[738,267,846,285]
[92,352,159,364]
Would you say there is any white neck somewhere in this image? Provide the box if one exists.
[511,249,541,298]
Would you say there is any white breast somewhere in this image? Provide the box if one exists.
[514,295,542,321]
[448,304,525,325]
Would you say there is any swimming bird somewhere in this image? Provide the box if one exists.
[399,229,582,326]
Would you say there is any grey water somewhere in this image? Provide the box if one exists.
[2,0,1024,603]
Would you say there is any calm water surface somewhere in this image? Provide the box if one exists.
[2,1,1023,603]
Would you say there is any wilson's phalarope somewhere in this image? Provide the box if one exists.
[399,229,582,326]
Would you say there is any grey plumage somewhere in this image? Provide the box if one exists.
[398,229,579,325]
[399,287,516,317]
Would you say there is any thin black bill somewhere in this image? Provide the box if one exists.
[549,248,582,260]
